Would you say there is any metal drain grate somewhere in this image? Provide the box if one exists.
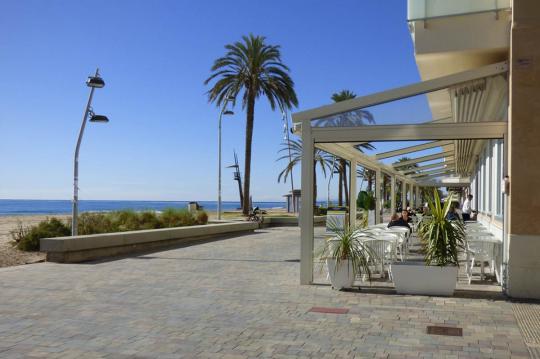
[512,303,540,358]
[427,326,463,337]
[308,307,349,314]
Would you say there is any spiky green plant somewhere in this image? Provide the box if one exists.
[318,221,376,280]
[418,190,465,266]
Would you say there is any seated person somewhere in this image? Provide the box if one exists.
[446,204,461,221]
[451,201,463,221]
[388,211,412,233]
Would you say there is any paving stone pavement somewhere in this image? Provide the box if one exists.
[0,227,535,358]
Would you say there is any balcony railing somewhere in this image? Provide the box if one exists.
[408,0,511,21]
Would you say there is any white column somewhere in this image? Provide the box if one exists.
[390,175,396,215]
[375,169,382,224]
[410,184,414,208]
[401,180,407,211]
[349,160,357,228]
[407,183,411,209]
[416,186,420,208]
[300,120,314,285]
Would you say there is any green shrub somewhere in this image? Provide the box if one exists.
[357,191,375,211]
[14,208,209,252]
[138,211,162,229]
[195,211,208,225]
[78,212,116,235]
[109,210,141,231]
[160,208,196,227]
[16,218,71,251]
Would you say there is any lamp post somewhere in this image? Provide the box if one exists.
[217,97,234,220]
[282,109,296,211]
[72,68,109,236]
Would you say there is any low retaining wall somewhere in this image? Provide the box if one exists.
[40,222,259,263]
[261,216,326,228]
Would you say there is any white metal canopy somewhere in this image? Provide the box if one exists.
[295,61,509,285]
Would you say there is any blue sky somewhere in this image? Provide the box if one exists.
[0,1,434,202]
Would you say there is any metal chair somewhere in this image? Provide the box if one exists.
[360,237,396,280]
[466,237,499,284]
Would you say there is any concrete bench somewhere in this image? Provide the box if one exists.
[40,222,259,263]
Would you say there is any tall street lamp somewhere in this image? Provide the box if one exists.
[282,109,295,211]
[217,97,234,220]
[72,68,109,236]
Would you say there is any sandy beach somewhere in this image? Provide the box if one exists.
[0,214,69,267]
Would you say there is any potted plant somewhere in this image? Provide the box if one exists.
[319,223,375,290]
[391,189,465,296]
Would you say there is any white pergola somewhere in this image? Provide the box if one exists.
[292,62,509,284]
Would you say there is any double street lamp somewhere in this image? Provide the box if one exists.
[217,97,235,220]
[72,69,109,236]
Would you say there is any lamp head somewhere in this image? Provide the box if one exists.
[223,110,234,116]
[89,115,109,123]
[87,76,105,88]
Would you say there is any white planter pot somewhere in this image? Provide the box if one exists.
[326,258,355,290]
[390,262,458,296]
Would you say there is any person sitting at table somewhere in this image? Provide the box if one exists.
[451,201,463,221]
[446,204,461,221]
[388,211,412,233]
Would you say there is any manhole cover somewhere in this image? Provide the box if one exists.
[309,307,349,314]
[427,326,463,336]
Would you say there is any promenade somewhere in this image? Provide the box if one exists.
[0,227,537,358]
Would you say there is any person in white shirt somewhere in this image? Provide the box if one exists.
[462,194,473,221]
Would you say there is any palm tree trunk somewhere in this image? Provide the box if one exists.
[242,92,256,215]
[338,170,343,206]
[343,161,349,207]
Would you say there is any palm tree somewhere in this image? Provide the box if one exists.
[205,34,298,214]
[357,167,376,192]
[395,156,419,175]
[277,139,333,207]
[323,90,375,206]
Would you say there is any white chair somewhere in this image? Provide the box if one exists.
[360,237,396,280]
[466,238,499,284]
[385,226,411,260]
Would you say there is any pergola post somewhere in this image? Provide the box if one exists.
[390,175,396,215]
[407,183,412,209]
[375,169,382,224]
[300,120,314,285]
[401,181,407,211]
[416,186,420,208]
[350,160,357,227]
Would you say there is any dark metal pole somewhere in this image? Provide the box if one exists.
[72,68,99,236]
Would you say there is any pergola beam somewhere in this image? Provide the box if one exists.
[315,143,415,184]
[375,140,453,160]
[415,160,455,171]
[311,121,507,143]
[292,61,508,123]
[394,151,454,168]
[410,167,454,178]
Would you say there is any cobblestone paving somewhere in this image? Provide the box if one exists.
[0,227,534,358]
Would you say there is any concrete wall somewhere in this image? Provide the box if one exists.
[507,0,540,299]
[40,222,259,263]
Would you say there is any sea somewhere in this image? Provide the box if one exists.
[0,199,286,216]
